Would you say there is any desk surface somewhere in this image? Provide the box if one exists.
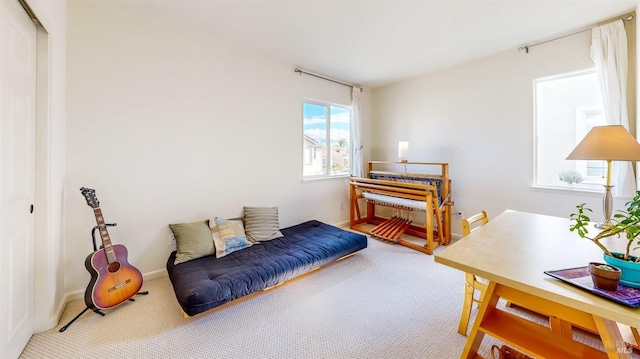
[434,210,640,328]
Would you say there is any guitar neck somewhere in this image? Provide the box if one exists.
[93,207,117,263]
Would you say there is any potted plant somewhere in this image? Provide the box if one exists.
[570,191,640,288]
[588,262,621,291]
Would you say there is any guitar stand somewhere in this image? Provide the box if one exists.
[59,223,149,333]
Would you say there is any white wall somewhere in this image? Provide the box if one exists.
[372,24,635,236]
[65,1,371,296]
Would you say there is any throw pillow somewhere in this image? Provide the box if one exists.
[244,206,284,243]
[169,220,215,265]
[211,217,251,258]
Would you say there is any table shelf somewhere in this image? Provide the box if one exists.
[480,309,608,359]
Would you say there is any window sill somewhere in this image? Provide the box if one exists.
[529,185,604,197]
[302,174,349,183]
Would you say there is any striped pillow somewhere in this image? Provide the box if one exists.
[244,206,284,243]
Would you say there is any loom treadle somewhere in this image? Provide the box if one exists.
[369,216,412,243]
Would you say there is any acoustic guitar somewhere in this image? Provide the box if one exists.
[80,187,143,310]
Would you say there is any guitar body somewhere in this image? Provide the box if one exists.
[84,244,143,310]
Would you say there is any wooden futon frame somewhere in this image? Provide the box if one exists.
[349,161,452,254]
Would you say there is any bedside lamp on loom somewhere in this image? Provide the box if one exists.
[566,125,640,228]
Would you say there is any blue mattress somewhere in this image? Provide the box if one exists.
[166,220,367,316]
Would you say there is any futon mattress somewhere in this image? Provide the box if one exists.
[166,220,367,316]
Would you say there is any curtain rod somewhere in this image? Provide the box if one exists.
[295,67,363,92]
[518,12,635,53]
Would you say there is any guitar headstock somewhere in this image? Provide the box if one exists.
[80,187,100,208]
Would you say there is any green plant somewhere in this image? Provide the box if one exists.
[570,191,640,262]
[594,264,619,272]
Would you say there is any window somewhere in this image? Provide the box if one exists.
[303,101,351,178]
[534,70,607,190]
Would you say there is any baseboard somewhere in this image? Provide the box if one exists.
[144,268,168,281]
[60,269,169,308]
[334,220,350,228]
[64,288,84,303]
[43,269,169,332]
[34,293,73,333]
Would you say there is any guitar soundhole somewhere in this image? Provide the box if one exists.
[107,262,121,273]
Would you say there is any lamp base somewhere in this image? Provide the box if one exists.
[597,184,614,230]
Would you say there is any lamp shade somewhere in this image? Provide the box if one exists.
[398,141,408,162]
[566,125,640,161]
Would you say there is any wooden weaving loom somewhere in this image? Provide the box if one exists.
[349,161,452,254]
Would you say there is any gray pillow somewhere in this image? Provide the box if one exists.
[243,206,284,243]
[169,220,215,265]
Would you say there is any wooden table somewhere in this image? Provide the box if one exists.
[435,210,640,359]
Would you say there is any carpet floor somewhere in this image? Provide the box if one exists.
[20,234,640,358]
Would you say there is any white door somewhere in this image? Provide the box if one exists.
[0,0,37,357]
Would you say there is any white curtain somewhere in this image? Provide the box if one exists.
[351,87,364,177]
[591,19,635,198]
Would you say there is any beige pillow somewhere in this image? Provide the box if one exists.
[169,220,215,265]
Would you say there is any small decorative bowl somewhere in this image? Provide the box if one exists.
[589,262,621,291]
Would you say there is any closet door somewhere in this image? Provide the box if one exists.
[0,0,37,357]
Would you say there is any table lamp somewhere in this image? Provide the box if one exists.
[398,141,408,163]
[566,125,640,228]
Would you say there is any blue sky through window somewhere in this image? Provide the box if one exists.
[303,103,350,145]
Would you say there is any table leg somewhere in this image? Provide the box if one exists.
[632,327,640,348]
[593,315,632,359]
[461,281,499,358]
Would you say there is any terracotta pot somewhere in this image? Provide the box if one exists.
[589,262,621,291]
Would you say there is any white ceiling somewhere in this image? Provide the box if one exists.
[119,0,637,88]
